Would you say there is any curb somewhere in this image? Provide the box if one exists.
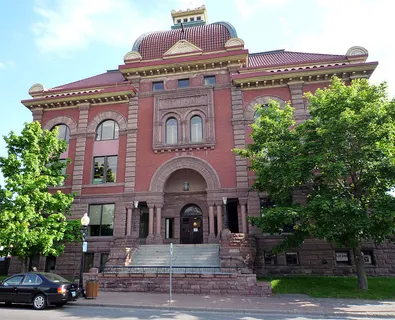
[71,302,395,318]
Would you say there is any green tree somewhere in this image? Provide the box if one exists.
[235,77,395,290]
[0,121,76,271]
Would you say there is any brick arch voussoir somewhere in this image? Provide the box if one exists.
[149,156,221,192]
[87,110,127,134]
[244,96,286,122]
[42,116,78,135]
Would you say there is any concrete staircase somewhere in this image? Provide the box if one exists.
[130,244,220,267]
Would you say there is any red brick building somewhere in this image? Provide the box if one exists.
[15,6,395,280]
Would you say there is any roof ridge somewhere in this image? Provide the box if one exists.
[282,50,345,57]
[249,49,285,56]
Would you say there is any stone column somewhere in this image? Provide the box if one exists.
[240,201,247,234]
[154,205,163,243]
[208,204,216,243]
[146,203,155,243]
[131,207,139,238]
[288,81,306,124]
[126,207,132,236]
[124,82,139,193]
[32,108,43,123]
[216,204,223,239]
[72,103,90,195]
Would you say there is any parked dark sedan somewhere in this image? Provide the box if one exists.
[0,272,79,309]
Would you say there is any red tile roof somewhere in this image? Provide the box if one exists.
[248,50,347,68]
[49,70,127,92]
[134,23,232,59]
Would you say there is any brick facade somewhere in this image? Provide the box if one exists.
[14,7,394,290]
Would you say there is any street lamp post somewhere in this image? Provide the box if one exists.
[79,213,90,298]
[222,197,229,229]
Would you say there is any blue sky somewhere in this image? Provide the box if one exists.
[0,0,394,186]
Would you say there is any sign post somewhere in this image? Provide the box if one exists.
[169,243,173,304]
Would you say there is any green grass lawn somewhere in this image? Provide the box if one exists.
[259,276,395,300]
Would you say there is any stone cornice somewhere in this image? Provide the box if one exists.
[22,86,136,110]
[233,62,378,90]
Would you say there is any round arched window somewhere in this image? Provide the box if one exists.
[52,124,70,143]
[96,120,119,141]
[190,116,203,143]
[165,118,178,145]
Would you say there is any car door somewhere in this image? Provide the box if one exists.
[0,275,24,303]
[17,274,43,303]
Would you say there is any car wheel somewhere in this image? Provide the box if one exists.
[32,294,47,310]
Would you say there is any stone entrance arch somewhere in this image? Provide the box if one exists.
[149,156,221,192]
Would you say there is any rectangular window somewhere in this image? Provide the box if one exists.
[100,253,109,271]
[363,250,374,265]
[335,251,350,265]
[178,78,189,88]
[92,156,117,184]
[177,19,181,23]
[183,18,188,22]
[190,17,195,21]
[84,253,94,273]
[165,218,174,239]
[264,252,277,265]
[152,81,164,91]
[197,16,201,21]
[204,75,216,86]
[88,204,115,237]
[286,252,299,265]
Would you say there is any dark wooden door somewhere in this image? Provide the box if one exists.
[180,205,203,244]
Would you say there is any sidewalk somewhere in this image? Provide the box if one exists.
[72,291,395,317]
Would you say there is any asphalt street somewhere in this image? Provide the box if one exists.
[0,304,389,320]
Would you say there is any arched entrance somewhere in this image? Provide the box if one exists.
[180,204,203,244]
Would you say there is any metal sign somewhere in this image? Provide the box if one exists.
[82,241,88,253]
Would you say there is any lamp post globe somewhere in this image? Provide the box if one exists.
[81,213,90,227]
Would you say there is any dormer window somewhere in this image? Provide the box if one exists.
[183,18,188,22]
[190,17,195,21]
[197,16,201,21]
[177,19,181,23]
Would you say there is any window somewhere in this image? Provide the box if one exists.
[190,116,203,143]
[52,124,70,143]
[178,79,189,88]
[165,218,174,239]
[84,253,94,272]
[92,155,117,184]
[22,274,42,285]
[197,16,201,21]
[286,252,299,265]
[254,104,269,124]
[190,17,195,21]
[335,251,350,265]
[96,120,119,141]
[183,18,188,22]
[4,275,24,286]
[204,75,216,86]
[100,253,109,271]
[177,19,181,23]
[363,250,374,265]
[88,204,115,236]
[264,252,277,265]
[165,118,178,145]
[152,81,164,91]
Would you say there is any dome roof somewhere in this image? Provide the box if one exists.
[132,22,237,59]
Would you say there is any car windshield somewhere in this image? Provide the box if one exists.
[42,273,70,283]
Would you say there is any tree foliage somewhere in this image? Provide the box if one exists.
[0,121,77,262]
[235,77,395,289]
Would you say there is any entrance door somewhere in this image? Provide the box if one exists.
[180,205,203,244]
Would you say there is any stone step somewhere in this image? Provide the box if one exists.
[130,244,220,267]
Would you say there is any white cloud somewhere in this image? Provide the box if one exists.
[234,0,288,19]
[285,0,395,97]
[31,0,169,57]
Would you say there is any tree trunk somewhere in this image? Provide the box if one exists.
[353,245,368,290]
[21,257,29,273]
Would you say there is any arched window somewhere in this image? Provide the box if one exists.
[190,116,203,143]
[165,118,178,145]
[52,124,70,143]
[96,120,119,141]
[254,104,268,125]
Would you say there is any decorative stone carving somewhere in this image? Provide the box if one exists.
[123,51,142,63]
[346,46,368,56]
[149,156,221,192]
[244,96,286,123]
[28,83,45,97]
[153,88,215,151]
[163,40,202,57]
[225,37,244,49]
[42,116,78,136]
